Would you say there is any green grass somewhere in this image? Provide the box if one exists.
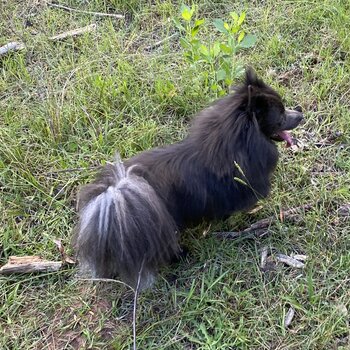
[1,0,350,349]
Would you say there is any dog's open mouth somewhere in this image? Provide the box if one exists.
[271,109,304,147]
[271,131,294,147]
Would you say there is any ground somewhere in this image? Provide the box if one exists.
[1,0,350,349]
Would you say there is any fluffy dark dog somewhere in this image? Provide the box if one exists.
[74,68,303,288]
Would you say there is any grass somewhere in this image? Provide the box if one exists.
[1,0,349,349]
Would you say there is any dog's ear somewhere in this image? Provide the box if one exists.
[245,67,258,87]
[246,86,268,119]
[247,84,255,116]
[244,68,270,118]
[245,67,260,118]
[244,66,268,90]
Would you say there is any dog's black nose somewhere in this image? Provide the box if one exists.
[297,112,304,124]
[294,105,303,113]
[293,112,304,126]
[284,109,304,129]
[296,112,304,123]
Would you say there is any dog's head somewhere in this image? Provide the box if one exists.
[240,68,303,147]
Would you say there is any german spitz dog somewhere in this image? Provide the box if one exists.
[74,68,303,288]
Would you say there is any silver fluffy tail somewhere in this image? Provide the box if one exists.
[73,155,179,288]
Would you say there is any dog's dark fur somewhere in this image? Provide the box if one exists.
[74,68,303,288]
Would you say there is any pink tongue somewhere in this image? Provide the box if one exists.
[277,131,293,147]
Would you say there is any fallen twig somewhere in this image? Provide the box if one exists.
[292,254,307,262]
[284,307,295,328]
[133,258,145,350]
[214,228,269,240]
[48,3,125,19]
[144,33,178,51]
[1,24,97,56]
[43,165,100,176]
[0,256,62,275]
[247,205,263,214]
[53,238,75,264]
[49,23,97,41]
[260,246,269,269]
[78,277,133,290]
[213,204,312,240]
[0,42,25,57]
[275,254,305,268]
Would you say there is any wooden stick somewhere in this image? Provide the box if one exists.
[213,204,312,240]
[78,278,133,290]
[144,33,178,51]
[260,246,269,269]
[276,254,305,268]
[0,256,62,275]
[43,165,100,176]
[216,228,268,240]
[1,24,98,56]
[133,258,145,350]
[284,307,295,328]
[49,23,97,41]
[0,42,25,57]
[48,3,125,19]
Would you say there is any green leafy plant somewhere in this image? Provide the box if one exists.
[174,5,257,95]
